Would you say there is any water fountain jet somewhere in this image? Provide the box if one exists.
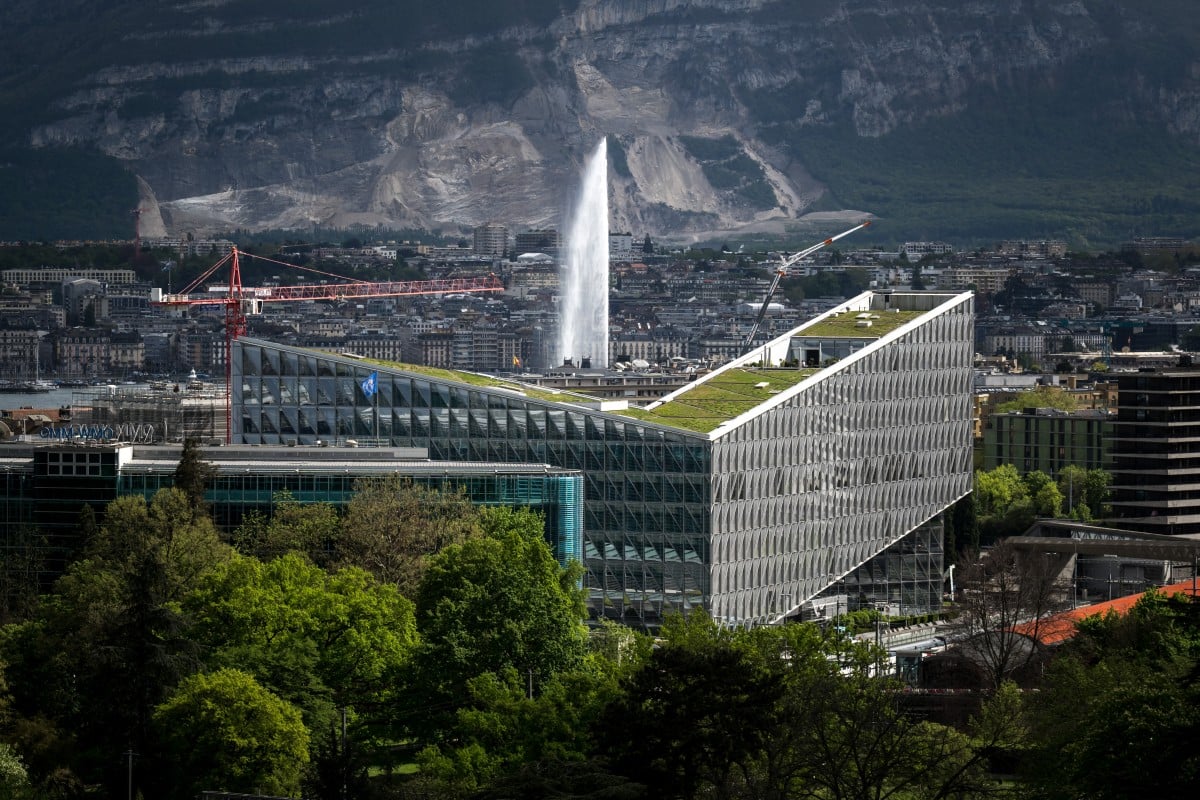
[558,138,609,369]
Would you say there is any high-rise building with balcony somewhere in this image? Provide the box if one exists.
[1109,369,1200,536]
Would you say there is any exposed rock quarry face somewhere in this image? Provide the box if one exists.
[17,0,1198,237]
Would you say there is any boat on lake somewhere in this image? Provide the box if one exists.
[0,380,54,393]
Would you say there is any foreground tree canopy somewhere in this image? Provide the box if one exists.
[1023,588,1200,799]
[153,668,310,798]
[0,470,1192,799]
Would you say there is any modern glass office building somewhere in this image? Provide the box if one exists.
[0,442,582,581]
[232,290,974,626]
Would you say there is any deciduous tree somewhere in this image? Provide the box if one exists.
[418,662,630,796]
[232,490,340,566]
[1056,465,1110,520]
[153,668,309,799]
[0,489,230,797]
[1025,592,1200,799]
[596,612,780,800]
[185,552,417,793]
[338,476,481,594]
[0,742,31,800]
[951,540,1071,689]
[408,506,586,739]
[186,552,417,717]
[975,465,1029,518]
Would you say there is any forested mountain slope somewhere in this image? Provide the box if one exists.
[2,0,1198,245]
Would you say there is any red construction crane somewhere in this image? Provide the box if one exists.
[151,246,505,441]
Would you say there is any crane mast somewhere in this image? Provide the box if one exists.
[741,220,872,355]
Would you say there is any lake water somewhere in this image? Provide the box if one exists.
[0,387,81,412]
[0,384,164,413]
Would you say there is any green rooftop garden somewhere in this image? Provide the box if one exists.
[610,308,931,433]
[323,304,930,435]
[612,367,817,433]
[794,309,924,339]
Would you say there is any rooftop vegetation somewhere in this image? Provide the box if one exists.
[344,304,930,434]
[794,309,924,339]
[352,305,932,434]
[613,308,931,432]
[612,367,817,433]
[993,386,1080,414]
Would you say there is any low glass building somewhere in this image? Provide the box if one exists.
[232,290,975,627]
[0,442,582,581]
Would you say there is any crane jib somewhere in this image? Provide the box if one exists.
[740,220,872,355]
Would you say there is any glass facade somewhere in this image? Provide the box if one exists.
[0,444,582,580]
[120,463,581,569]
[30,446,125,575]
[0,464,38,583]
[233,343,712,625]
[826,517,945,614]
[231,290,974,627]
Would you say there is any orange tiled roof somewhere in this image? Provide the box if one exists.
[1012,579,1200,646]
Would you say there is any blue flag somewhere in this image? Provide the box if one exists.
[360,371,378,398]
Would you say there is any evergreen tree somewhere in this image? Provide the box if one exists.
[173,437,216,510]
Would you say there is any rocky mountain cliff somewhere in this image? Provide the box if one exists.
[2,0,1199,244]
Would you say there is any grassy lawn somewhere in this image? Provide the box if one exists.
[613,367,817,433]
[796,310,924,339]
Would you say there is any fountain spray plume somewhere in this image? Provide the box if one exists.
[558,138,609,369]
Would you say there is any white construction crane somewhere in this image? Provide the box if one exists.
[741,219,872,355]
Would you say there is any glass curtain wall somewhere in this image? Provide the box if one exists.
[233,290,972,630]
[233,340,713,625]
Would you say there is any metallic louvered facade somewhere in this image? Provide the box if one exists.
[706,293,974,624]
